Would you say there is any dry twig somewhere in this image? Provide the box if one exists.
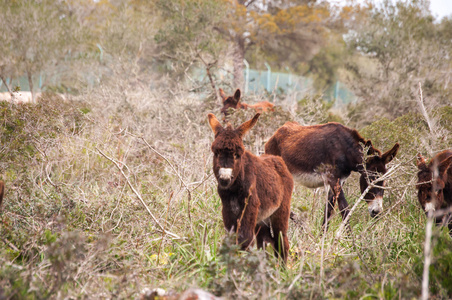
[96,147,181,240]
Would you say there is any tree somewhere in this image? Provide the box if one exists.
[215,0,338,89]
[154,0,227,98]
[0,0,80,101]
[154,0,345,91]
[344,0,452,126]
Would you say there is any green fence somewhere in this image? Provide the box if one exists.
[1,67,357,106]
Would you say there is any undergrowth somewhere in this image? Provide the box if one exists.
[0,86,451,299]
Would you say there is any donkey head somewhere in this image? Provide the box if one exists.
[359,141,400,218]
[220,88,241,117]
[208,113,260,189]
[416,154,452,214]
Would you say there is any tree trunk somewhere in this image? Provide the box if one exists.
[196,52,220,102]
[232,36,245,90]
[0,73,13,95]
[26,69,34,103]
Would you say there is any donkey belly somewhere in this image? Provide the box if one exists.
[293,172,325,188]
[292,171,350,188]
[257,206,279,223]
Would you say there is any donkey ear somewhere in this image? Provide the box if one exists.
[417,153,427,168]
[233,89,241,103]
[364,140,377,155]
[382,143,399,164]
[207,113,223,136]
[219,88,227,102]
[236,113,260,138]
[438,156,452,177]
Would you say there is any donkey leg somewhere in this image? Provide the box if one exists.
[322,190,336,231]
[270,209,290,264]
[237,197,259,251]
[256,224,274,249]
[336,188,350,220]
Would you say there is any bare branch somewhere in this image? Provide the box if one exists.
[96,147,181,240]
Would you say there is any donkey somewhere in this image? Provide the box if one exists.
[264,121,399,229]
[416,150,452,229]
[0,181,4,207]
[219,88,274,119]
[208,113,293,262]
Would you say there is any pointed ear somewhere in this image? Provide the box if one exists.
[364,140,377,155]
[438,156,452,177]
[382,143,399,164]
[236,113,260,138]
[219,88,227,102]
[207,113,223,136]
[233,89,241,103]
[417,153,427,168]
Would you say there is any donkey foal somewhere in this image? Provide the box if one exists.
[208,113,293,263]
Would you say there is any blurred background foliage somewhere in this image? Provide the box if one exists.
[1,0,452,298]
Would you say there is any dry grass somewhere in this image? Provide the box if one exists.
[0,81,451,299]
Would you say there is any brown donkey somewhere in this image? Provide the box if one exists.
[219,88,274,119]
[208,113,293,262]
[265,121,399,229]
[416,150,452,229]
[0,181,3,207]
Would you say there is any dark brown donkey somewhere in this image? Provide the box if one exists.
[0,180,4,207]
[208,113,293,262]
[265,121,399,229]
[219,88,274,119]
[416,150,452,229]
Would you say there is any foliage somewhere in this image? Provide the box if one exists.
[359,105,452,157]
[155,0,226,70]
[0,0,83,94]
[1,1,452,299]
[1,77,449,298]
[216,0,344,88]
[413,228,452,298]
[154,0,227,95]
[344,0,452,126]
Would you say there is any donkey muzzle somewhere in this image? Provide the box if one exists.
[368,196,383,218]
[218,168,233,187]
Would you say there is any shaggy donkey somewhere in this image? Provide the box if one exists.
[417,150,452,230]
[0,181,4,207]
[208,113,293,262]
[219,88,274,119]
[265,121,399,229]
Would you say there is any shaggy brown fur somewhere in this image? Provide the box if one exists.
[219,88,274,119]
[265,121,399,229]
[208,113,293,263]
[0,181,4,207]
[416,150,452,229]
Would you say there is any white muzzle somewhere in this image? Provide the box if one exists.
[424,202,436,213]
[218,168,233,181]
[368,196,383,217]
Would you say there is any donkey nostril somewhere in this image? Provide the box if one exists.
[370,210,380,218]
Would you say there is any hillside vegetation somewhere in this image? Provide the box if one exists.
[0,84,451,299]
[1,0,452,299]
